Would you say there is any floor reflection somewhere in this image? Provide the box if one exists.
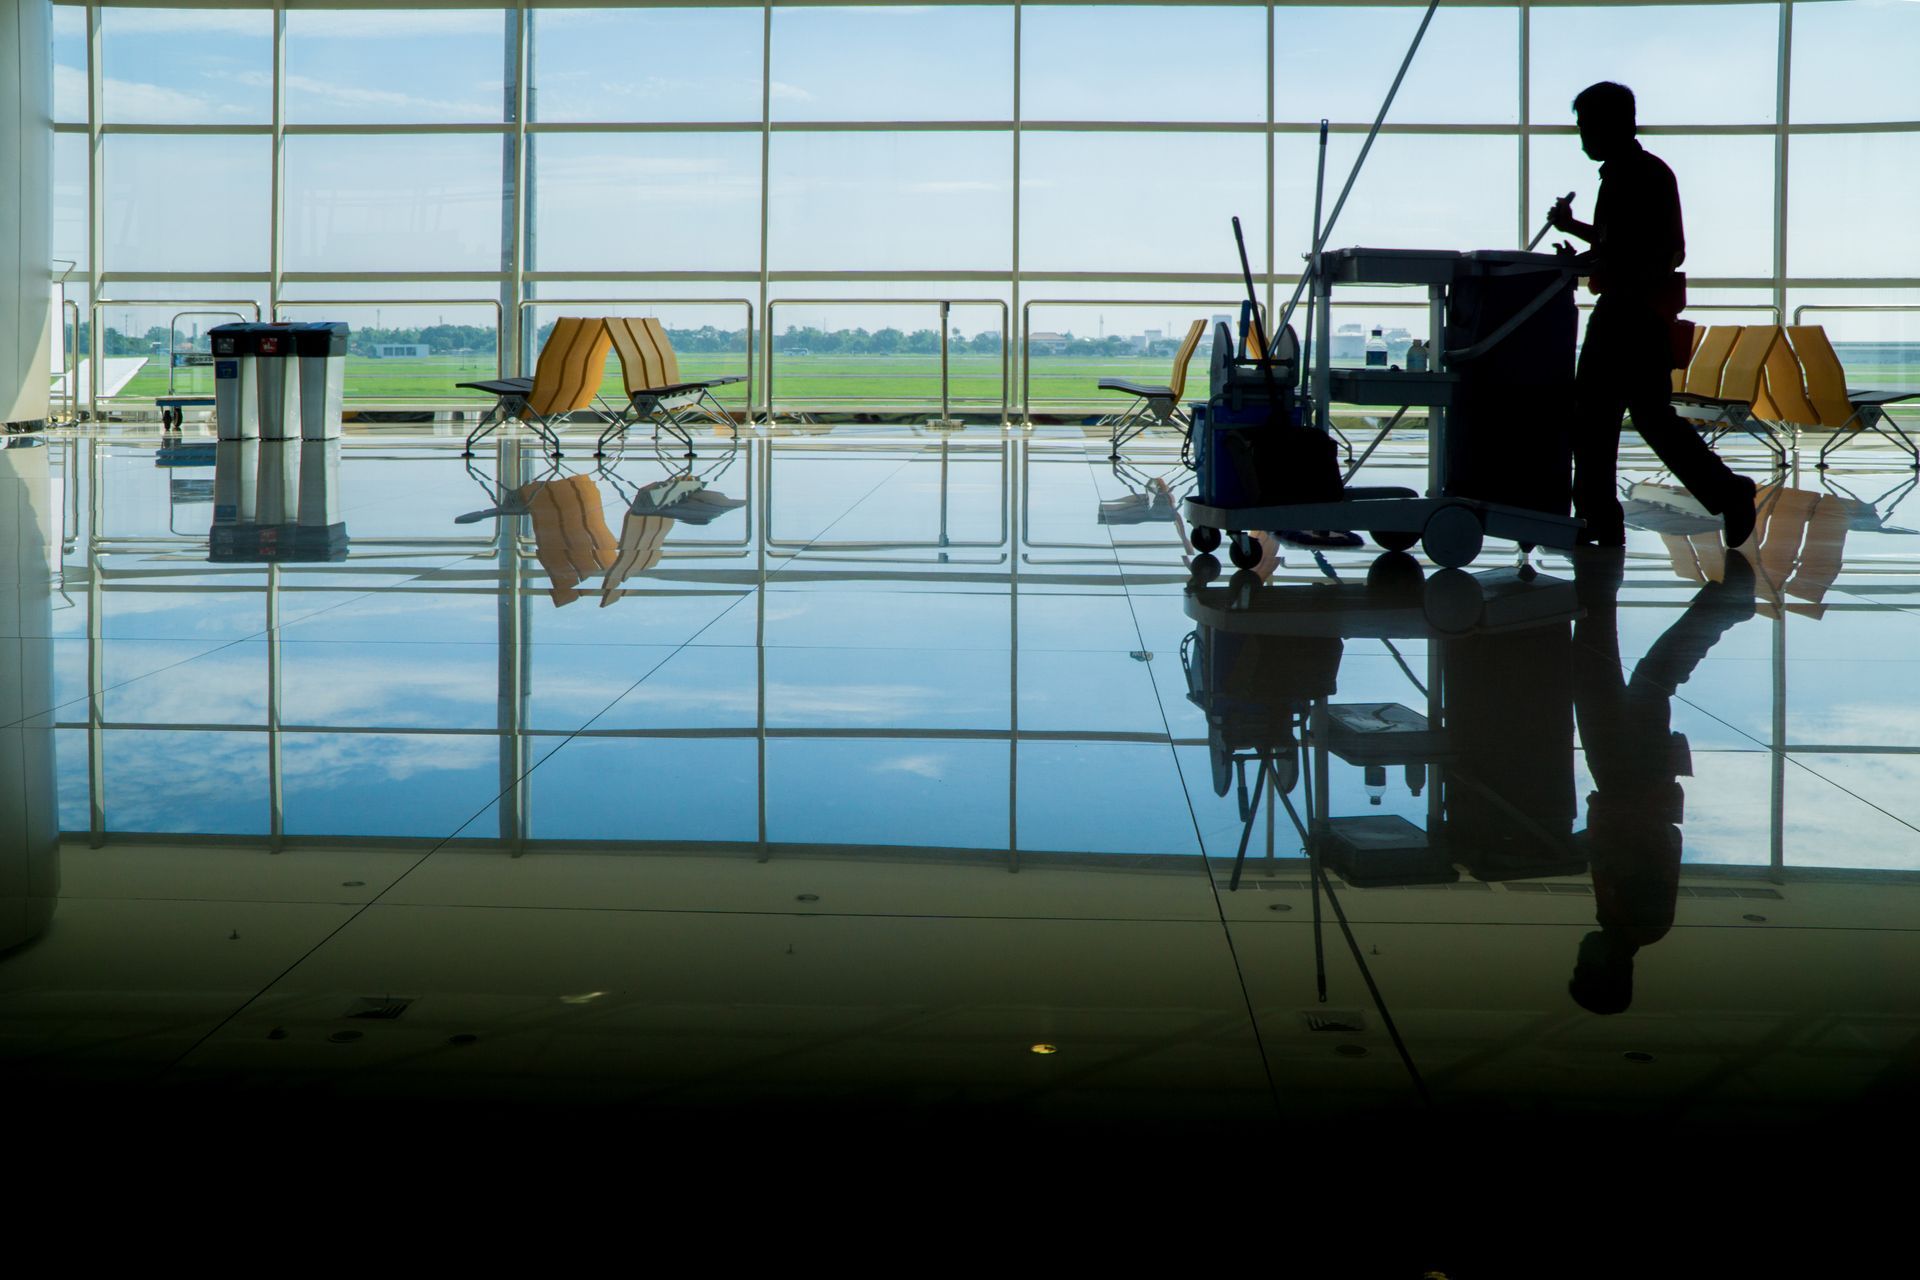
[6,426,1920,1126]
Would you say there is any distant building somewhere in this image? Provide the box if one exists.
[373,343,430,359]
[1029,331,1070,355]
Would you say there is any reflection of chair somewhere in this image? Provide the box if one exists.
[459,317,615,458]
[600,507,673,607]
[1099,456,1193,526]
[1655,481,1853,619]
[1787,325,1920,471]
[1670,324,1787,462]
[524,473,618,606]
[1097,318,1206,459]
[598,317,747,460]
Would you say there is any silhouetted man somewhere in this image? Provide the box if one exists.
[1566,549,1757,1014]
[1549,82,1757,550]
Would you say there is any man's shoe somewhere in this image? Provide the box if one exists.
[1721,476,1759,549]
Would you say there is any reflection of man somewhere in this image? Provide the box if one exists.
[1567,549,1757,1015]
[1548,82,1757,550]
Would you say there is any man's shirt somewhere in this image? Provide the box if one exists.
[1589,142,1687,309]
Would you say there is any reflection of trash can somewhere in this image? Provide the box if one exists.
[296,439,349,560]
[212,439,258,526]
[295,322,348,441]
[211,323,260,441]
[254,325,302,441]
[256,436,299,528]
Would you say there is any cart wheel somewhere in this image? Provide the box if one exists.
[1190,524,1221,553]
[1370,529,1419,553]
[1188,553,1221,585]
[1228,531,1262,570]
[1421,505,1484,569]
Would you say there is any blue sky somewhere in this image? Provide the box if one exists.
[46,2,1920,337]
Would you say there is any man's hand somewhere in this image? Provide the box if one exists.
[1547,192,1577,233]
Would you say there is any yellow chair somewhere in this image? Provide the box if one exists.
[459,316,616,458]
[1671,323,1708,394]
[1680,324,1741,400]
[1671,324,1787,465]
[1787,325,1920,471]
[1097,318,1207,459]
[599,316,747,459]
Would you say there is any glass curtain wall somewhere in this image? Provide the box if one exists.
[48,1,1920,416]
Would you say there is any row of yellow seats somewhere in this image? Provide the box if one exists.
[1672,322,1868,434]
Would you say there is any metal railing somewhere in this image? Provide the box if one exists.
[88,297,262,420]
[49,261,78,424]
[164,308,251,396]
[1793,304,1920,328]
[516,296,755,418]
[272,297,507,403]
[764,298,1010,426]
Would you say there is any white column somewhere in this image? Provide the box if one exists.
[1,0,54,425]
[0,439,60,948]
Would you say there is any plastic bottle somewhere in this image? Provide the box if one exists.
[1365,326,1388,368]
[1406,338,1429,372]
[1365,764,1388,806]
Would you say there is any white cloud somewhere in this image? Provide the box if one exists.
[227,70,496,122]
[98,10,268,37]
[909,180,1005,194]
[873,753,946,780]
[69,64,253,125]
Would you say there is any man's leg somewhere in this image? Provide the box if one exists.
[1572,319,1629,543]
[1625,385,1742,515]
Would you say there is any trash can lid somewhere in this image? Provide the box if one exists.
[292,322,349,356]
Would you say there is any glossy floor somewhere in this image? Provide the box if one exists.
[4,423,1919,1128]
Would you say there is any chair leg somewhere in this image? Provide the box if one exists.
[1109,401,1148,459]
[1864,409,1920,471]
[1817,426,1856,471]
[463,401,511,457]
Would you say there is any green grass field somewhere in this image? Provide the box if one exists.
[111,348,1920,413]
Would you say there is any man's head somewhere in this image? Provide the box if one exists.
[1573,81,1637,161]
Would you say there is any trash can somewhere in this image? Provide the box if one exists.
[295,322,348,441]
[211,323,259,442]
[253,325,302,441]
[1443,252,1578,517]
[296,438,349,560]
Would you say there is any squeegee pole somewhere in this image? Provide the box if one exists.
[1276,0,1443,341]
[1304,119,1328,428]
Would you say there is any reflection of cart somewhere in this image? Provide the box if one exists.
[1186,247,1586,570]
[1181,553,1583,1100]
[1182,561,1584,894]
[154,438,218,534]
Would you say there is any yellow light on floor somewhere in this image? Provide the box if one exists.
[1029,1043,1059,1055]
